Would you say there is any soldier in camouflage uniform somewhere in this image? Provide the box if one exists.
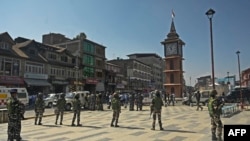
[71,94,82,126]
[110,92,121,127]
[151,90,164,130]
[129,93,135,111]
[55,93,66,125]
[7,89,22,141]
[96,93,103,111]
[34,92,45,125]
[208,90,224,141]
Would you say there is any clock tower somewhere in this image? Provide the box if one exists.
[161,17,185,98]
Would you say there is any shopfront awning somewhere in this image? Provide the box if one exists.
[24,79,51,86]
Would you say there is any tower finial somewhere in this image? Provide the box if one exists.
[171,9,175,20]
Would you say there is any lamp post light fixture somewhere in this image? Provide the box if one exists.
[206,8,216,90]
[236,50,244,110]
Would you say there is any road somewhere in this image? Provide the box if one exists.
[1,104,250,141]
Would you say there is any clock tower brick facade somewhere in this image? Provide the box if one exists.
[161,18,185,98]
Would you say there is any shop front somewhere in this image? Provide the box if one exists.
[0,75,25,87]
[24,73,51,95]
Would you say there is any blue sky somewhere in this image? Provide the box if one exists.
[1,0,250,86]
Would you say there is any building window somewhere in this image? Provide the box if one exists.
[48,53,57,60]
[170,73,174,83]
[83,42,94,54]
[170,60,174,70]
[83,55,94,66]
[61,56,68,62]
[96,72,102,78]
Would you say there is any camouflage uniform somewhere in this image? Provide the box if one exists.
[208,90,224,141]
[71,94,82,126]
[96,93,103,111]
[34,93,45,125]
[137,94,143,111]
[55,94,66,125]
[129,93,135,111]
[110,93,121,127]
[151,90,164,130]
[7,89,22,141]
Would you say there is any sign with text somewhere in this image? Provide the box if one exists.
[224,125,250,140]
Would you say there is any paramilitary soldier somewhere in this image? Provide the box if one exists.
[208,89,224,141]
[110,92,121,127]
[7,89,23,141]
[55,93,66,125]
[151,90,164,130]
[71,94,82,126]
[34,92,45,125]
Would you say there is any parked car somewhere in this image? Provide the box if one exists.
[63,91,90,111]
[182,90,210,106]
[44,93,58,108]
[225,88,250,103]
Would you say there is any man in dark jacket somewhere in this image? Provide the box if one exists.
[195,91,203,111]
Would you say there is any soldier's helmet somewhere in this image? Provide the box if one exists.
[75,94,80,99]
[113,92,119,98]
[210,90,218,97]
[60,93,65,98]
[38,92,43,99]
[155,90,160,97]
[10,89,17,94]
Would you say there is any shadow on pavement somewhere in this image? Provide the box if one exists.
[63,125,103,129]
[161,129,196,133]
[40,124,62,127]
[117,126,145,130]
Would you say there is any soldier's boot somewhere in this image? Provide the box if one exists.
[60,117,63,125]
[77,119,82,126]
[110,118,115,127]
[151,121,155,130]
[159,121,164,130]
[71,118,76,126]
[212,133,217,141]
[34,117,38,125]
[55,115,59,125]
[38,117,42,125]
[115,119,119,127]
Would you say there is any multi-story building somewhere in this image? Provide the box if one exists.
[43,32,106,93]
[105,62,125,93]
[0,32,25,87]
[242,68,250,87]
[0,32,81,94]
[127,53,164,91]
[108,58,151,92]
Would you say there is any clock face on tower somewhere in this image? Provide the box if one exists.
[165,42,177,56]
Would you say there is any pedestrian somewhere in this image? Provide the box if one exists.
[71,94,82,126]
[195,91,203,111]
[55,93,66,125]
[110,92,121,127]
[34,92,45,125]
[137,93,143,111]
[151,90,164,130]
[170,92,175,106]
[96,93,103,111]
[6,89,22,141]
[208,90,224,141]
[129,93,135,111]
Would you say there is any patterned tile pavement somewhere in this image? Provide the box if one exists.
[1,104,250,141]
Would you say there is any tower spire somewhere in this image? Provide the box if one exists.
[167,10,179,39]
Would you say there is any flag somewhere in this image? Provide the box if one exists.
[172,9,175,18]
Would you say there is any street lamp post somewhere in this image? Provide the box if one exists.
[206,8,216,90]
[227,72,230,84]
[236,51,244,110]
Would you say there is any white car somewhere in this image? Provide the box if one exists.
[44,93,58,108]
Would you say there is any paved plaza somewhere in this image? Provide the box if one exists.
[1,104,250,141]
